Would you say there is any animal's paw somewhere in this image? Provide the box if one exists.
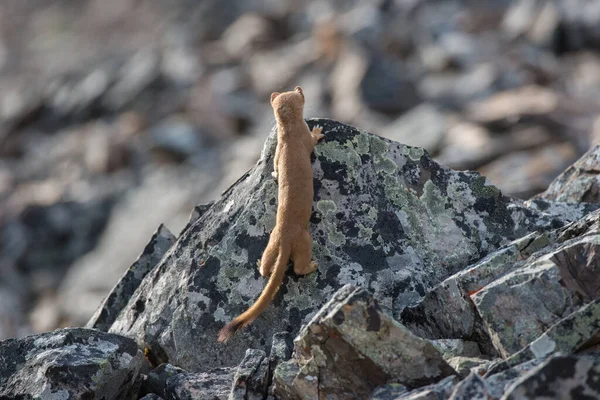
[312,126,324,141]
[271,171,278,180]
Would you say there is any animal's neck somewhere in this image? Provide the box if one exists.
[277,117,304,138]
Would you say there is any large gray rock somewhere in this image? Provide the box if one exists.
[108,118,590,371]
[537,144,600,203]
[0,328,145,399]
[401,205,600,361]
[472,213,600,358]
[273,285,456,399]
[503,353,600,399]
[164,368,235,400]
[370,376,459,400]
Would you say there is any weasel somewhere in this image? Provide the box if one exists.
[218,86,324,342]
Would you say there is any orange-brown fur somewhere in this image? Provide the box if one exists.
[218,87,324,342]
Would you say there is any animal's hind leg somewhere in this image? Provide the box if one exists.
[258,240,278,277]
[291,230,317,276]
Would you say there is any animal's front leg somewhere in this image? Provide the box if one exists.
[310,126,324,147]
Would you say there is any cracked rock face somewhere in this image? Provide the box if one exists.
[503,353,600,399]
[107,118,592,371]
[273,285,455,399]
[0,328,145,399]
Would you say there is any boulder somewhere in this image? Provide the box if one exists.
[273,285,456,399]
[537,144,600,203]
[0,328,145,399]
[503,353,600,399]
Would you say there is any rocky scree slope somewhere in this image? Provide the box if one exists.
[2,119,600,399]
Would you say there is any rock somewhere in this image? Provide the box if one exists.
[0,328,145,399]
[429,339,482,359]
[273,285,456,398]
[376,376,459,400]
[446,357,489,379]
[400,232,553,356]
[378,104,448,154]
[103,49,161,111]
[221,14,279,60]
[164,368,235,400]
[249,39,317,97]
[478,142,578,198]
[360,54,421,114]
[87,224,176,332]
[536,144,600,203]
[447,373,492,400]
[231,349,269,400]
[471,231,600,358]
[149,118,211,161]
[467,85,559,126]
[369,383,409,400]
[108,118,591,372]
[418,64,497,107]
[140,363,186,399]
[503,353,600,399]
[487,295,600,375]
[484,359,544,399]
[140,394,165,400]
[436,123,551,171]
[554,0,600,52]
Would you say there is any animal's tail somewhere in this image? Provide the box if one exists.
[217,240,291,342]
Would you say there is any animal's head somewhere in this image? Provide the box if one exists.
[270,86,305,122]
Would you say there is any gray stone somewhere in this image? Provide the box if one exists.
[537,145,600,203]
[164,368,235,400]
[87,224,176,332]
[472,232,600,358]
[369,383,409,400]
[447,357,489,379]
[386,376,459,400]
[478,142,578,198]
[108,119,590,372]
[401,232,551,356]
[429,339,482,359]
[140,363,186,399]
[140,394,165,400]
[485,359,544,399]
[487,296,600,375]
[360,55,420,114]
[379,104,447,154]
[447,373,492,400]
[230,348,268,400]
[503,353,600,399]
[0,328,145,399]
[273,286,455,399]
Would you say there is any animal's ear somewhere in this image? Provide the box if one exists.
[294,86,304,99]
[270,92,281,104]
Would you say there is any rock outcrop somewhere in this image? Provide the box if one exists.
[3,119,600,399]
[103,118,589,372]
[0,328,145,399]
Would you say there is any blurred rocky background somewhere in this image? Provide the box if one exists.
[1,0,600,340]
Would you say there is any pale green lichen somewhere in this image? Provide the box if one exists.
[354,131,370,154]
[315,140,362,180]
[317,200,337,215]
[370,136,398,175]
[471,176,501,199]
[404,146,425,161]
